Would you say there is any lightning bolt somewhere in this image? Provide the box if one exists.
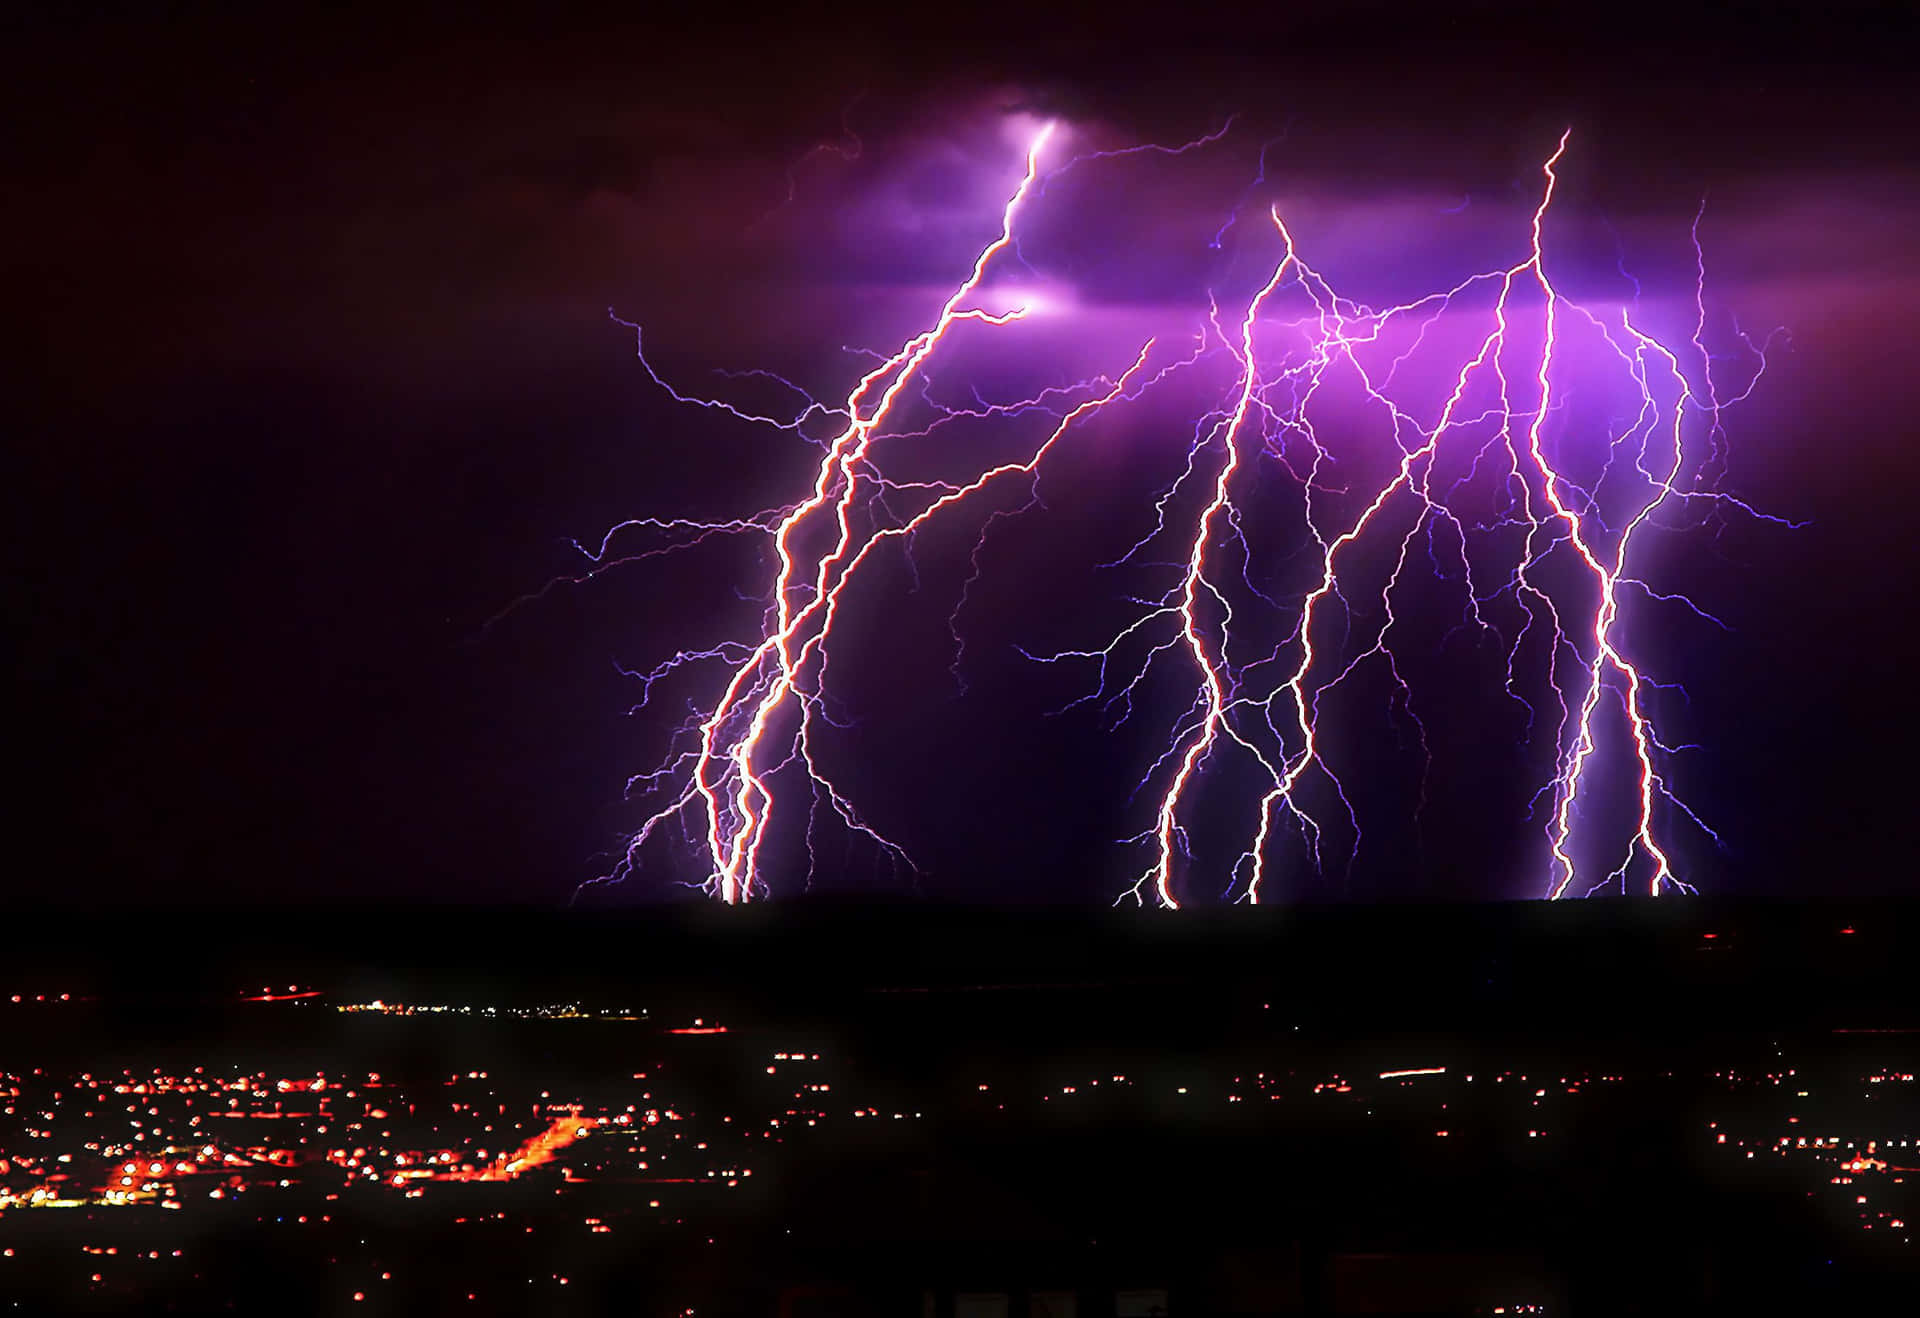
[554,118,1777,906]
[576,123,1191,903]
[1050,128,1776,906]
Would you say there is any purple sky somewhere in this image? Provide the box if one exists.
[13,2,1920,905]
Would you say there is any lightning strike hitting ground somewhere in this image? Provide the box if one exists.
[546,118,1779,906]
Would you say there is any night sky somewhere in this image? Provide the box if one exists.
[14,1,1920,907]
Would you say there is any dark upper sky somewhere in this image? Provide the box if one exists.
[11,1,1920,907]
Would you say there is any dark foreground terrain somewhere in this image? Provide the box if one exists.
[2,898,1915,1314]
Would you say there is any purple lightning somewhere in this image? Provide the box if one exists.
[546,117,1778,906]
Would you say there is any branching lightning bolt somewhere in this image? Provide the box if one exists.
[541,118,1779,906]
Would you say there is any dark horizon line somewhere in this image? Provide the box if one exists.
[33,892,1913,913]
